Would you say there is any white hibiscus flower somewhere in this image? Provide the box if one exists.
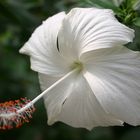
[19,8,140,130]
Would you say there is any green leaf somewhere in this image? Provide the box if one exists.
[78,0,118,11]
[133,17,140,27]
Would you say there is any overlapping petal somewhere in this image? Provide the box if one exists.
[39,72,123,129]
[39,71,76,126]
[84,46,140,125]
[19,12,70,76]
[57,75,123,130]
[58,8,134,58]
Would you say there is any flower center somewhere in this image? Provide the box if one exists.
[71,61,83,72]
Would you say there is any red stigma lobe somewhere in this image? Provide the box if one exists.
[0,98,35,130]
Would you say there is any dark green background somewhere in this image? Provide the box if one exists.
[0,0,140,140]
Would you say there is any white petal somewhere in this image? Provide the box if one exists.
[39,71,122,129]
[57,75,123,130]
[84,46,140,125]
[38,73,60,91]
[58,8,134,58]
[41,72,76,126]
[19,12,70,76]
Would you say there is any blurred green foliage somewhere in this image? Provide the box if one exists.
[0,0,140,140]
